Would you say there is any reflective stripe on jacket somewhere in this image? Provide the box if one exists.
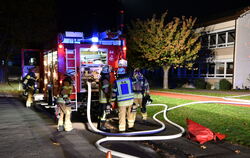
[99,78,112,103]
[99,90,108,103]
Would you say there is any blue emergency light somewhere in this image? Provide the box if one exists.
[91,37,99,43]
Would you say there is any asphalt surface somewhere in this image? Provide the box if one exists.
[0,96,106,158]
[1,93,250,158]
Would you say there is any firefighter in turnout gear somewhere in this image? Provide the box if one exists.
[98,65,112,132]
[57,73,74,132]
[112,67,134,132]
[132,68,150,121]
[22,67,37,107]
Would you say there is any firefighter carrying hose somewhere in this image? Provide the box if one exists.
[98,65,112,132]
[22,67,37,108]
[132,68,150,122]
[112,67,135,132]
[56,71,74,132]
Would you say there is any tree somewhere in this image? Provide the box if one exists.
[127,12,201,89]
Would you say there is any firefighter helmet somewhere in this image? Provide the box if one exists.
[133,68,143,80]
[134,68,140,73]
[101,65,110,74]
[117,67,126,75]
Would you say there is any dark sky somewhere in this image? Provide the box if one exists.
[56,0,250,35]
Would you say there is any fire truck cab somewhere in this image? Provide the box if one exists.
[36,31,127,114]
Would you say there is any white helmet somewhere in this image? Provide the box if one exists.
[117,67,126,75]
[101,65,110,74]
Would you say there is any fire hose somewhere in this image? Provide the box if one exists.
[86,82,250,158]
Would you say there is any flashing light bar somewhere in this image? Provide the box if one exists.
[91,37,99,43]
[65,31,84,38]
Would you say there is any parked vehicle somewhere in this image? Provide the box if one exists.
[22,31,127,115]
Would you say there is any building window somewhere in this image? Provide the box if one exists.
[227,31,235,45]
[208,63,215,77]
[216,62,224,77]
[171,62,233,79]
[226,62,233,77]
[209,34,216,48]
[205,29,235,48]
[218,32,226,47]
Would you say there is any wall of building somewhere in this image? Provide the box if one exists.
[205,77,233,89]
[214,47,234,60]
[234,11,250,89]
[196,20,235,33]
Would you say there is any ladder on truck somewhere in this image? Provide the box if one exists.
[65,49,78,111]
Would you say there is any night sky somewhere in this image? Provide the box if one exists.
[56,0,250,35]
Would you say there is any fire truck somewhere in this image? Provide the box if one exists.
[30,31,127,114]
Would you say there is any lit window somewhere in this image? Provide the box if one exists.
[216,62,224,74]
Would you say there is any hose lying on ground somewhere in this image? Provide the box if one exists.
[86,82,250,158]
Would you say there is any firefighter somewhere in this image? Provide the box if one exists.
[22,67,37,107]
[97,65,112,132]
[132,68,150,122]
[57,73,74,132]
[112,67,134,132]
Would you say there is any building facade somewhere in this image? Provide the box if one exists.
[171,8,250,89]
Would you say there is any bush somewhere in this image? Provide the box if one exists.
[194,78,206,89]
[206,82,212,89]
[219,79,232,90]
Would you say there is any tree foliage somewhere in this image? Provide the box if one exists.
[127,11,201,88]
[127,11,201,68]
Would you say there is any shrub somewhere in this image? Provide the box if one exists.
[219,79,232,90]
[206,82,212,89]
[194,78,206,89]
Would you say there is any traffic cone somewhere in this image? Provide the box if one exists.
[106,151,112,158]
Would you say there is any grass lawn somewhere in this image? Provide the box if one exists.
[236,96,250,100]
[0,81,22,95]
[148,95,250,147]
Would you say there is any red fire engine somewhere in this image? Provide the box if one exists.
[32,31,127,113]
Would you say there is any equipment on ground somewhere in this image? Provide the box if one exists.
[141,94,152,113]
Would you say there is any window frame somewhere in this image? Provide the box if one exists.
[205,29,235,49]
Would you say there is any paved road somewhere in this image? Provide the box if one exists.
[0,96,106,158]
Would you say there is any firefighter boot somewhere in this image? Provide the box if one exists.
[98,120,110,132]
[58,125,64,132]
